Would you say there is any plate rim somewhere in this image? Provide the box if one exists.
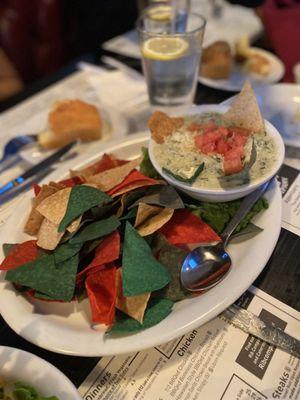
[0,133,282,356]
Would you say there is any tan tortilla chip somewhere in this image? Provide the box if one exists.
[87,156,142,192]
[135,203,174,236]
[223,80,264,133]
[49,181,65,190]
[67,216,82,233]
[24,184,62,236]
[37,218,64,250]
[111,180,156,198]
[116,268,150,323]
[148,111,184,144]
[35,187,72,226]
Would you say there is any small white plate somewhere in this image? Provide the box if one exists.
[19,104,129,164]
[199,48,285,92]
[221,83,300,148]
[0,346,81,399]
[0,133,282,356]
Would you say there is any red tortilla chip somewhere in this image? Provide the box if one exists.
[84,153,129,176]
[108,170,158,196]
[59,176,85,187]
[158,209,220,246]
[0,240,38,270]
[76,231,120,283]
[33,184,41,197]
[85,264,117,326]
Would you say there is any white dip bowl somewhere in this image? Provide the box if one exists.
[149,104,285,202]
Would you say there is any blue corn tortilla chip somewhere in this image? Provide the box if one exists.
[69,215,120,244]
[6,253,79,301]
[153,234,190,302]
[122,222,171,296]
[130,185,184,210]
[109,298,173,333]
[58,185,112,232]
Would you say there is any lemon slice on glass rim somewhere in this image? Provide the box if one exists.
[141,37,189,61]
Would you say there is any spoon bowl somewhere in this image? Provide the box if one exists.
[181,242,231,291]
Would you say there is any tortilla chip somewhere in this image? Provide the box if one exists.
[85,265,117,326]
[59,176,85,187]
[116,268,150,323]
[81,153,129,177]
[67,216,82,233]
[107,170,158,197]
[33,184,41,196]
[24,184,62,236]
[77,231,120,283]
[122,222,171,296]
[223,80,264,133]
[134,202,174,236]
[158,209,220,246]
[87,157,142,192]
[109,298,173,333]
[37,219,64,250]
[135,203,161,226]
[6,253,79,301]
[148,111,184,144]
[35,187,72,226]
[49,181,65,190]
[0,241,38,270]
[58,185,111,232]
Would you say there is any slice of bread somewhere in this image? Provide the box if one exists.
[38,99,102,149]
[200,41,232,79]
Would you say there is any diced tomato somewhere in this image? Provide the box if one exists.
[203,129,223,143]
[232,133,248,147]
[224,147,244,160]
[201,142,216,154]
[202,120,217,133]
[223,157,243,175]
[216,138,231,155]
[194,135,204,150]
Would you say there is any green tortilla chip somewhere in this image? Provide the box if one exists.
[109,298,173,333]
[54,242,82,264]
[122,222,171,296]
[69,216,120,244]
[6,254,79,301]
[120,207,137,221]
[58,186,112,232]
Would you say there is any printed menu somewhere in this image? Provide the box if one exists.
[79,288,300,400]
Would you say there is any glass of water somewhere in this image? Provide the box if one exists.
[137,10,205,108]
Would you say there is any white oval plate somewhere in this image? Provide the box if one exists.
[221,83,300,148]
[199,48,285,92]
[0,133,282,356]
[19,104,129,164]
[0,345,81,399]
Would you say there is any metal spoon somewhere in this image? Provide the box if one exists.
[181,181,271,292]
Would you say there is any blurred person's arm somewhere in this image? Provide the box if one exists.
[0,49,23,101]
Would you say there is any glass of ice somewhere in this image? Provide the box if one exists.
[137,10,205,108]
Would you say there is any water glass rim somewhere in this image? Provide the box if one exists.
[136,11,206,37]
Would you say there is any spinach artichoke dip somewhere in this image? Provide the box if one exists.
[150,111,277,190]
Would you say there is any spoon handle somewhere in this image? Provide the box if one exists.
[221,180,271,247]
